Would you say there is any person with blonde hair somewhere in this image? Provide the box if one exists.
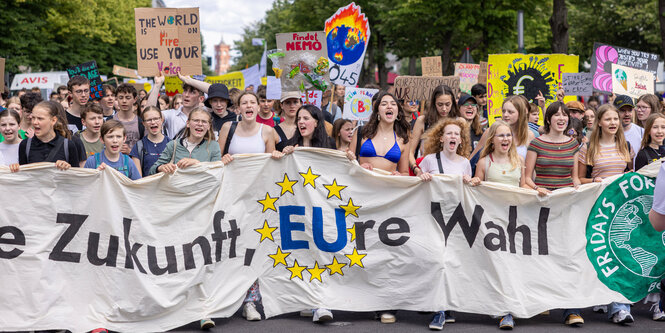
[473,120,525,188]
[635,113,665,171]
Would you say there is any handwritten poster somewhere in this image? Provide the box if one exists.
[422,57,442,77]
[487,54,578,124]
[134,7,202,76]
[478,61,488,85]
[343,87,378,121]
[454,63,480,94]
[393,76,460,102]
[325,3,370,87]
[562,72,593,96]
[611,63,654,99]
[112,65,141,79]
[274,31,329,92]
[266,76,281,100]
[66,60,104,100]
[300,90,322,108]
[590,42,659,94]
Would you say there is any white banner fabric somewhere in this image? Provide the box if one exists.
[1,149,661,332]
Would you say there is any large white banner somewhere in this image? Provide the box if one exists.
[1,150,663,332]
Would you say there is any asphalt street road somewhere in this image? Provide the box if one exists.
[170,302,664,332]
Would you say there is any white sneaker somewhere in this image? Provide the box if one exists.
[300,309,314,317]
[593,305,608,313]
[313,308,333,322]
[380,313,396,324]
[611,309,634,324]
[651,303,665,321]
[242,302,261,321]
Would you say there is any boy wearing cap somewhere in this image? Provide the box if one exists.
[614,95,644,154]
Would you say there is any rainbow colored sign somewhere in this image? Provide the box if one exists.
[324,3,370,87]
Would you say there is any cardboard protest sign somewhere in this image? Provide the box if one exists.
[487,54,578,123]
[274,31,329,92]
[590,42,659,94]
[66,60,104,100]
[266,76,281,100]
[112,65,141,79]
[478,61,488,85]
[343,87,378,121]
[300,90,322,108]
[0,58,5,91]
[611,64,655,99]
[562,72,593,96]
[421,57,442,77]
[393,76,460,101]
[134,7,202,76]
[325,3,370,87]
[454,63,480,94]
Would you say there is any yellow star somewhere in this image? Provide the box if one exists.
[345,247,367,268]
[339,198,361,217]
[276,173,298,195]
[323,179,347,200]
[254,220,277,242]
[299,167,320,188]
[286,259,306,280]
[347,224,356,242]
[257,192,278,213]
[268,247,290,267]
[307,262,326,282]
[325,256,346,276]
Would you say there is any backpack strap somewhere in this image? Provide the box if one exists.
[95,152,102,168]
[138,120,145,139]
[436,152,444,174]
[223,121,238,155]
[25,137,33,163]
[63,139,69,163]
[355,126,363,154]
[136,139,145,170]
[122,154,131,177]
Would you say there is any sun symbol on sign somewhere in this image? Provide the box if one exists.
[255,168,367,283]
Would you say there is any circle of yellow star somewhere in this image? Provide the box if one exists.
[299,167,320,188]
[307,262,326,282]
[339,198,361,217]
[325,256,347,276]
[257,192,278,213]
[287,259,307,280]
[323,179,347,200]
[276,173,298,195]
[268,247,290,267]
[254,220,277,242]
[345,247,367,268]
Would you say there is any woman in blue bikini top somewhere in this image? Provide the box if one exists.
[351,92,411,175]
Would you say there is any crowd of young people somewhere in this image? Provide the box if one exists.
[2,73,665,332]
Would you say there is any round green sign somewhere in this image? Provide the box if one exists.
[586,172,665,302]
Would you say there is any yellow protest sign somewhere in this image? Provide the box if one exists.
[204,71,244,90]
[487,54,578,124]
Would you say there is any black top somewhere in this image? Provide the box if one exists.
[66,111,84,132]
[212,111,237,132]
[635,145,665,171]
[275,125,293,152]
[18,133,86,166]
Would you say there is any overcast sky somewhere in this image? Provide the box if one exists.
[163,0,274,67]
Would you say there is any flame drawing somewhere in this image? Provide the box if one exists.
[325,2,369,43]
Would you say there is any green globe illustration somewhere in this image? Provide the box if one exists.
[609,195,665,279]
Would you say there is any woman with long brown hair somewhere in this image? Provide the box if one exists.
[351,91,411,176]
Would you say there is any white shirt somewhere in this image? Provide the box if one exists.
[162,106,189,139]
[0,142,20,165]
[420,152,472,176]
[653,163,665,215]
[623,124,644,153]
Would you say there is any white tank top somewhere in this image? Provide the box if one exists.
[228,124,265,154]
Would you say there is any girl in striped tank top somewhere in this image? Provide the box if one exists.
[577,104,635,325]
[525,102,581,196]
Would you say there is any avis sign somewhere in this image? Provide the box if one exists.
[134,7,202,76]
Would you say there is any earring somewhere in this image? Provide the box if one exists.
[378,114,381,121]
